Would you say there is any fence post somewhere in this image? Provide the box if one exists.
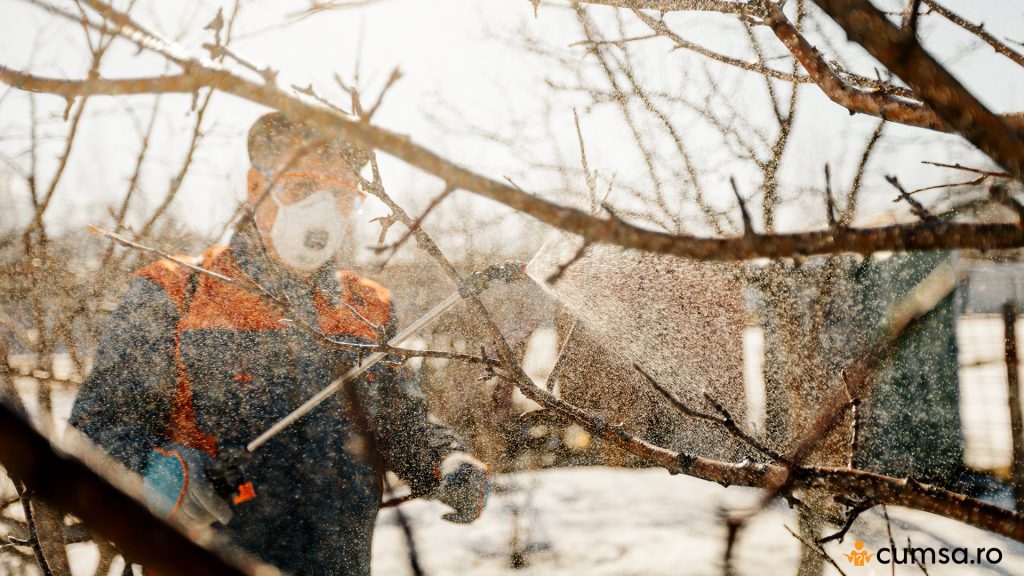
[1002,302,1024,512]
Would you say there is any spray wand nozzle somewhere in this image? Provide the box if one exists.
[458,261,526,298]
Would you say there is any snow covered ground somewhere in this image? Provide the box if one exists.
[371,467,1024,576]
[49,466,1024,575]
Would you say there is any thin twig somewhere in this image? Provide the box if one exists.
[784,524,849,576]
[841,120,886,226]
[635,364,788,464]
[899,176,986,198]
[907,535,930,575]
[921,160,1010,178]
[886,175,939,223]
[374,185,456,267]
[818,498,873,544]
[883,505,897,576]
[545,240,590,284]
[922,0,1024,69]
[18,487,53,576]
[824,164,837,228]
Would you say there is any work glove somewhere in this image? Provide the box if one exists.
[143,444,233,529]
[435,452,489,524]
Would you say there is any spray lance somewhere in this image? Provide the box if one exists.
[206,261,527,507]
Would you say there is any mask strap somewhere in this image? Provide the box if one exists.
[258,169,287,207]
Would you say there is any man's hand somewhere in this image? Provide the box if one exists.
[435,452,489,524]
[143,444,233,528]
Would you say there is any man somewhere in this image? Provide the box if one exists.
[70,112,489,575]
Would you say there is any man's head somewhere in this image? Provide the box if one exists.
[245,112,370,275]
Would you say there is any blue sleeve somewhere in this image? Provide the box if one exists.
[70,276,178,475]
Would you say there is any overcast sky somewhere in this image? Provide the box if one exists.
[1,0,1022,261]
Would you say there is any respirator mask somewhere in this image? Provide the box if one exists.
[267,183,345,273]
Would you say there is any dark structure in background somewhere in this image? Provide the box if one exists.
[758,251,964,486]
[852,251,964,485]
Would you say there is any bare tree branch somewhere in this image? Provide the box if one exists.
[3,62,1024,260]
[0,402,264,575]
[922,0,1024,69]
[810,0,1024,182]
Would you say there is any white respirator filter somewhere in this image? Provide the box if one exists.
[269,187,344,272]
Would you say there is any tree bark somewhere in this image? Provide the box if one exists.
[1003,303,1024,512]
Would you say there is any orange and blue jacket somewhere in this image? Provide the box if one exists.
[70,224,464,575]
